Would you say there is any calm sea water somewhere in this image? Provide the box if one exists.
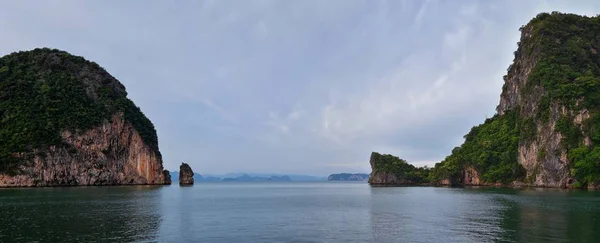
[1,182,600,242]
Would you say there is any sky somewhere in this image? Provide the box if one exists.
[1,0,600,176]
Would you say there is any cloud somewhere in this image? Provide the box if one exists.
[265,112,291,134]
[3,0,600,176]
[200,98,238,123]
[411,0,431,30]
[323,162,366,170]
[443,24,471,50]
[254,21,269,40]
[460,3,479,17]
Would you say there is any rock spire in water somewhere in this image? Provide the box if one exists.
[179,162,194,185]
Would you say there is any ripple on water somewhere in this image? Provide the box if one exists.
[1,184,600,242]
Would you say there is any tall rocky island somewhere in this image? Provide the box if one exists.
[371,12,600,189]
[0,48,168,187]
[179,162,194,185]
[368,152,430,186]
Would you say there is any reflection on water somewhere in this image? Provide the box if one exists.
[0,186,162,242]
[369,187,600,243]
[494,188,600,242]
[155,182,373,242]
[1,183,600,242]
[370,187,507,242]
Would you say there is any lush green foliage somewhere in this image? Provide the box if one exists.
[431,112,526,184]
[371,152,431,183]
[526,13,600,109]
[568,146,600,187]
[0,48,160,172]
[525,12,600,187]
[431,13,600,187]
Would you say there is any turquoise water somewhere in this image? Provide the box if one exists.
[1,182,600,242]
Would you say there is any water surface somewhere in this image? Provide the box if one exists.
[1,182,599,242]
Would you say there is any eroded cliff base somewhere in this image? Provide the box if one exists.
[0,113,165,187]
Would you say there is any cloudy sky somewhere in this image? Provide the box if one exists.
[1,1,599,175]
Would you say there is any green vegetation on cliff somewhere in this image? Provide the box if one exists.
[431,111,525,184]
[0,48,160,172]
[522,12,600,187]
[431,12,600,187]
[370,152,431,184]
[525,12,600,110]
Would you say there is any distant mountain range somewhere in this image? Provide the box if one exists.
[169,172,326,182]
[327,173,370,181]
[221,174,291,182]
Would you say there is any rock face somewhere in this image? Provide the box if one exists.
[494,13,600,188]
[432,13,600,188]
[163,170,172,185]
[0,112,165,187]
[0,48,166,187]
[368,152,430,186]
[460,167,481,185]
[495,20,570,187]
[179,163,194,185]
[435,167,480,186]
[368,172,408,185]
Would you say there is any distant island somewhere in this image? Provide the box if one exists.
[327,173,369,181]
[370,12,600,189]
[368,152,431,186]
[168,172,317,182]
[222,174,292,182]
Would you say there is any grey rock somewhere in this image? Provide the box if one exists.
[163,170,172,185]
[179,163,194,185]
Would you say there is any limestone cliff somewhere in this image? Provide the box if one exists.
[495,20,570,188]
[0,48,166,187]
[0,113,165,186]
[368,152,431,186]
[432,12,600,189]
[163,170,172,185]
[179,163,194,185]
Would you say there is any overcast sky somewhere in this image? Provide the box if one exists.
[1,1,599,176]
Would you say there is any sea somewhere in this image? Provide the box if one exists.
[1,182,599,242]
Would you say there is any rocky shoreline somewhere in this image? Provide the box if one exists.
[369,182,598,189]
